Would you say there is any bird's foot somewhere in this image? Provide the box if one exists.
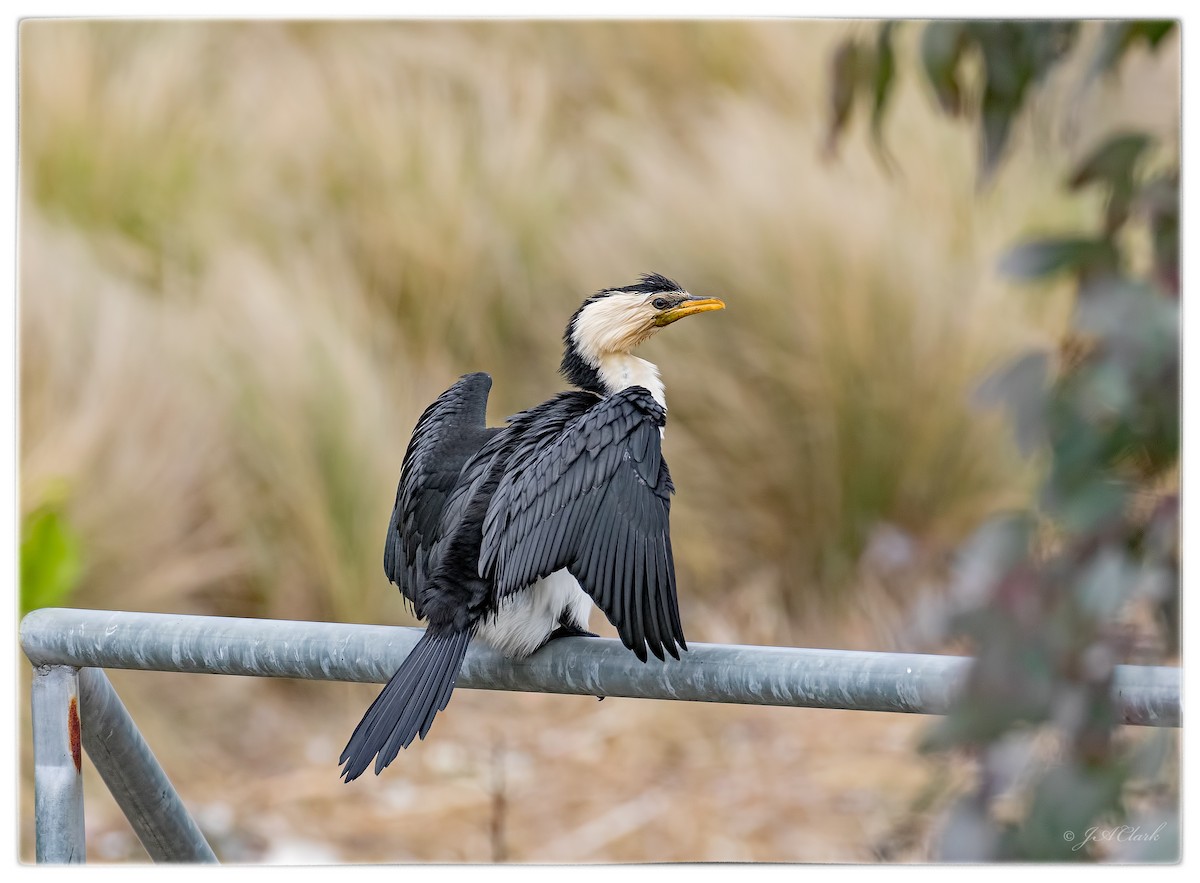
[536,625,603,700]
[546,624,599,642]
[534,623,598,653]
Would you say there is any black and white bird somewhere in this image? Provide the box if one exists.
[340,273,724,781]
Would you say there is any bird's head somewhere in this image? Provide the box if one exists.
[560,274,725,394]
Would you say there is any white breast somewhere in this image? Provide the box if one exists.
[597,353,666,409]
[474,569,593,658]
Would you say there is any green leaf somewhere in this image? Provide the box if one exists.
[979,93,1018,184]
[1073,277,1178,352]
[924,616,1056,750]
[1070,133,1153,233]
[1134,20,1176,48]
[1139,172,1179,295]
[972,349,1050,455]
[1089,21,1177,82]
[826,28,899,163]
[1052,478,1128,535]
[20,503,84,616]
[936,795,1001,860]
[825,39,864,156]
[954,513,1037,596]
[968,22,1078,183]
[1076,549,1133,619]
[1069,133,1152,190]
[869,22,898,163]
[1080,360,1135,420]
[1007,760,1128,860]
[920,21,968,115]
[1026,21,1080,85]
[971,23,1031,180]
[999,237,1117,280]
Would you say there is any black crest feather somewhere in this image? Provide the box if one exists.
[612,273,684,295]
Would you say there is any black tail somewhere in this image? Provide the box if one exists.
[339,628,473,782]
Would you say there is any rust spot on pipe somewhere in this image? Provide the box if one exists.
[68,696,82,772]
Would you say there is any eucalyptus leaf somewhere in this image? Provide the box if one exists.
[1088,21,1176,84]
[826,39,863,154]
[1009,761,1128,860]
[869,22,898,164]
[999,237,1116,280]
[828,20,1179,861]
[972,350,1050,455]
[1051,479,1127,535]
[1069,133,1151,190]
[920,21,967,114]
[1076,549,1132,619]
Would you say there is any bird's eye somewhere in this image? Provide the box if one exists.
[652,297,669,310]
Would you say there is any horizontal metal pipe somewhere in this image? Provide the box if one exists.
[19,608,1180,726]
[77,668,218,863]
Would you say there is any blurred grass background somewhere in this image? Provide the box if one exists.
[18,19,1179,863]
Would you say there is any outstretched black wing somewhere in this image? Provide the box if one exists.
[479,386,684,662]
[385,372,496,616]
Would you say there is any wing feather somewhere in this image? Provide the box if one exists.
[480,386,685,661]
[384,373,495,614]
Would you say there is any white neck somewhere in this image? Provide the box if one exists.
[569,293,667,408]
[596,353,666,409]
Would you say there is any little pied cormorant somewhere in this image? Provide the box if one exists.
[340,273,725,781]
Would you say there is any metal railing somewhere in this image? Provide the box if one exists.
[20,607,1182,863]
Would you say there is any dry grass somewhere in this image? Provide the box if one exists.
[17,19,1179,863]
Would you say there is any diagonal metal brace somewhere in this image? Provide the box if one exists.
[77,668,218,862]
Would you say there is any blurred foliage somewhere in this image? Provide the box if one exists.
[20,483,84,615]
[828,21,1174,185]
[830,20,1179,861]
